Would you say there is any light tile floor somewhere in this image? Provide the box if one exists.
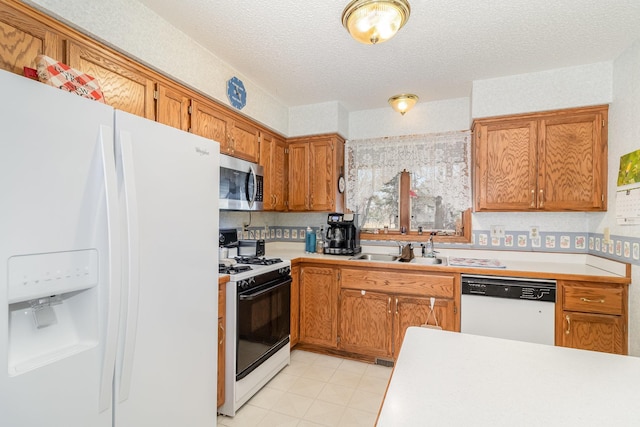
[217,350,393,427]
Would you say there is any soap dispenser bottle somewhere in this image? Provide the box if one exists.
[305,226,315,253]
[316,226,324,253]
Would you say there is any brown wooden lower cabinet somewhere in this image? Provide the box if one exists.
[338,290,456,359]
[339,289,393,357]
[299,265,339,348]
[557,280,628,355]
[217,282,226,408]
[561,311,625,354]
[290,265,300,348]
[393,296,455,355]
[298,264,459,361]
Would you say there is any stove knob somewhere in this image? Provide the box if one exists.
[279,266,291,275]
[248,277,255,286]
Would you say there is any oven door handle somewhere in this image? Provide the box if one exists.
[238,278,292,301]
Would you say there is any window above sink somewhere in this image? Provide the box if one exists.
[345,131,472,243]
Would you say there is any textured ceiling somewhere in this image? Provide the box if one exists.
[137,0,640,111]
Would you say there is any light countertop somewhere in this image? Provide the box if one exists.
[266,243,630,282]
[377,327,640,426]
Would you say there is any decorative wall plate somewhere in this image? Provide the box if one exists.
[226,76,246,110]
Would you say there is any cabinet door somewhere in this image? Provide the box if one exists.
[290,265,300,347]
[0,3,62,75]
[230,118,259,162]
[156,83,189,131]
[299,266,338,348]
[339,289,392,357]
[394,296,455,356]
[67,41,155,120]
[217,283,226,407]
[561,312,624,354]
[539,111,606,210]
[288,142,309,211]
[260,132,288,211]
[259,133,274,210]
[272,137,288,211]
[309,139,336,211]
[474,119,538,211]
[191,99,232,153]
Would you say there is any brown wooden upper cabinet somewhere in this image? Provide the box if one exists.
[190,98,258,162]
[288,134,345,212]
[0,1,63,75]
[156,83,190,131]
[67,41,155,120]
[473,105,608,212]
[259,131,288,211]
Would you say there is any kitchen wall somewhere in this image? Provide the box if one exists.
[597,39,640,356]
[26,0,639,354]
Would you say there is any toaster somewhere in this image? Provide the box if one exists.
[237,239,265,257]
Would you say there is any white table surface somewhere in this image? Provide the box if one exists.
[377,327,640,426]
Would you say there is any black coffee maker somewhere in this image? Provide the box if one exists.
[324,213,362,255]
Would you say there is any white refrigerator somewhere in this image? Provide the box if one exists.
[0,69,220,426]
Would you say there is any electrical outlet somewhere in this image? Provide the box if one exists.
[529,226,539,239]
[603,227,611,243]
[490,225,505,239]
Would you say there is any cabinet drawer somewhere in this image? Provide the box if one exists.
[341,268,454,298]
[563,285,623,315]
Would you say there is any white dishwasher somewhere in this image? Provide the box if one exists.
[461,274,556,345]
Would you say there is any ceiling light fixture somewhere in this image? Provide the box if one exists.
[341,0,411,45]
[388,94,419,115]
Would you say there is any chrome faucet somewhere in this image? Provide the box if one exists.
[421,233,437,258]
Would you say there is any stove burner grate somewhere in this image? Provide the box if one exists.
[234,256,283,266]
[219,264,253,275]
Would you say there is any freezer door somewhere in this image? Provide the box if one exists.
[0,70,116,427]
[114,110,220,426]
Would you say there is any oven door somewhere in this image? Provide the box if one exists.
[236,277,291,380]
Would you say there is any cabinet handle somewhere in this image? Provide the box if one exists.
[580,297,605,304]
[387,297,391,314]
[219,323,225,345]
[531,189,535,207]
[565,314,571,335]
[395,297,399,315]
[539,189,544,208]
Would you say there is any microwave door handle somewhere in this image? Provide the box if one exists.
[247,165,257,208]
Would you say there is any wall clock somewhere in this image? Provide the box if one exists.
[226,76,246,110]
[338,175,346,193]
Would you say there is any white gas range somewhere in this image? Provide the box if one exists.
[218,245,291,417]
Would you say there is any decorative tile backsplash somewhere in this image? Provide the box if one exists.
[239,225,640,266]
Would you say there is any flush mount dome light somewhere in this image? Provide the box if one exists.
[342,0,411,45]
[388,94,419,115]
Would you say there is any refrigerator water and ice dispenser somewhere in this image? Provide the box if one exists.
[6,249,99,376]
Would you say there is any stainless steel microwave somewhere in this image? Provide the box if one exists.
[219,154,264,210]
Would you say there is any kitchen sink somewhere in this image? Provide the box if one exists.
[410,257,448,265]
[349,253,400,262]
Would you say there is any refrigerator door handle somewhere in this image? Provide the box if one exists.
[98,124,122,413]
[117,129,141,402]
